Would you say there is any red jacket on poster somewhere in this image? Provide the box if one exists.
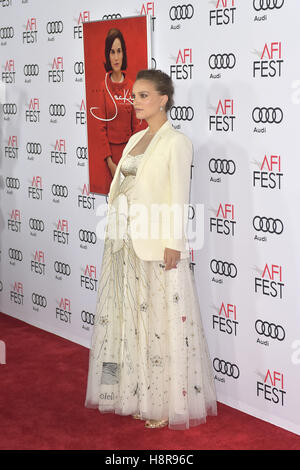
[92,72,147,162]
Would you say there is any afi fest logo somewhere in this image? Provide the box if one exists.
[257,369,286,406]
[81,265,98,291]
[254,263,284,299]
[26,98,40,123]
[170,48,193,80]
[73,11,90,39]
[2,59,15,83]
[10,281,24,305]
[28,175,43,200]
[210,203,236,236]
[78,183,96,210]
[209,99,235,131]
[53,218,69,245]
[209,0,237,26]
[253,42,283,78]
[5,135,18,159]
[212,302,238,336]
[56,298,71,324]
[23,17,38,43]
[51,139,67,165]
[8,208,21,233]
[252,154,283,190]
[31,250,46,275]
[140,2,156,31]
[48,57,64,83]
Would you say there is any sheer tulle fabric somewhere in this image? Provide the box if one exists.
[85,155,217,430]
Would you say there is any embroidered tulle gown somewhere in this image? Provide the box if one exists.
[85,153,217,430]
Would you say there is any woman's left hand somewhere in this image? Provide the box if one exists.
[164,247,181,271]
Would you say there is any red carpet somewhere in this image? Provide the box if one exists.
[0,311,299,450]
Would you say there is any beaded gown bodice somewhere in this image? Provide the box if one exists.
[120,154,144,177]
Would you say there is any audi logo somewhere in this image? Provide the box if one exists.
[8,248,23,261]
[0,26,14,39]
[210,259,237,278]
[32,292,47,308]
[51,184,68,198]
[209,53,236,70]
[54,261,71,276]
[49,104,66,117]
[74,61,84,75]
[81,310,95,325]
[2,103,17,115]
[209,158,236,175]
[29,218,45,232]
[253,216,284,235]
[79,229,97,244]
[169,4,194,20]
[46,21,64,34]
[6,177,20,189]
[26,142,42,154]
[255,319,285,341]
[213,358,240,379]
[170,106,194,121]
[252,107,283,124]
[24,64,39,77]
[102,14,122,20]
[76,146,88,159]
[253,0,284,11]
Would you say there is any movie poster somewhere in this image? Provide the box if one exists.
[83,16,151,195]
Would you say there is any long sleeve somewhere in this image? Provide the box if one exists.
[98,86,113,161]
[165,134,193,253]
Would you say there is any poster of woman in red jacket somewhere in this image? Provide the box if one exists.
[83,16,151,195]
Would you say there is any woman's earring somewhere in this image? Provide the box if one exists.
[160,106,163,112]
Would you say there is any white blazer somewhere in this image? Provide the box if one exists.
[107,120,193,261]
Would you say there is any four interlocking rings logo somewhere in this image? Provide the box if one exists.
[26,142,42,154]
[24,64,39,76]
[79,229,97,244]
[76,147,88,159]
[209,158,236,175]
[0,26,14,39]
[253,216,284,234]
[255,320,285,341]
[210,259,237,278]
[46,21,63,34]
[252,107,283,124]
[8,248,23,261]
[54,261,71,276]
[209,53,236,70]
[213,358,240,379]
[169,4,194,20]
[32,293,47,307]
[6,177,20,189]
[74,62,84,75]
[29,218,45,231]
[102,14,122,20]
[253,0,284,11]
[81,310,95,325]
[170,106,194,121]
[2,103,17,115]
[49,104,66,117]
[52,184,68,197]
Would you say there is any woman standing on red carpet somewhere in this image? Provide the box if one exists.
[85,69,217,429]
[90,28,147,179]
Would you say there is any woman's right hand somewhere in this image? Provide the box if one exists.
[106,156,117,177]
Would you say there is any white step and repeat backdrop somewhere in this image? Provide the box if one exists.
[1,0,300,435]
